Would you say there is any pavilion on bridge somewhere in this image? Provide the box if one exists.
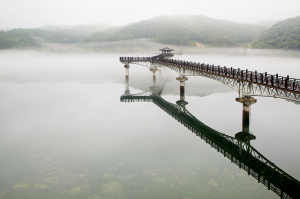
[159,46,174,57]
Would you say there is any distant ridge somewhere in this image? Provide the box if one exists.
[251,16,300,50]
[84,15,265,47]
[3,15,299,50]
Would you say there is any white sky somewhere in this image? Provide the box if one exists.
[0,0,299,30]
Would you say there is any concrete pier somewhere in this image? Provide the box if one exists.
[235,96,257,155]
[176,76,188,107]
[124,64,130,95]
[236,96,257,133]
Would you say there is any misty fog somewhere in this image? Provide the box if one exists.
[1,0,300,197]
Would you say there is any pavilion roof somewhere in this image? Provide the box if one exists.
[159,46,174,51]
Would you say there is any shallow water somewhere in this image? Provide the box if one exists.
[0,50,299,199]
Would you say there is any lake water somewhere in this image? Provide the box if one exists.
[0,50,300,199]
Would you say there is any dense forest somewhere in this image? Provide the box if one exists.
[251,16,300,50]
[1,15,300,50]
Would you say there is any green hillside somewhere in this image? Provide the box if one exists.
[251,16,300,50]
[84,15,265,47]
[0,29,36,49]
[0,15,267,49]
[0,24,112,49]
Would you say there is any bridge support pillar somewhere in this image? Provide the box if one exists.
[235,96,257,155]
[124,64,130,95]
[176,76,188,107]
[236,96,257,133]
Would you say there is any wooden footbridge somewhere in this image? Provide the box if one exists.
[120,85,300,199]
[120,48,300,101]
[120,48,300,198]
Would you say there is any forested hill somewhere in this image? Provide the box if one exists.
[84,15,265,47]
[251,16,300,50]
[0,24,112,49]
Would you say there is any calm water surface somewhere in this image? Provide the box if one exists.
[0,50,299,199]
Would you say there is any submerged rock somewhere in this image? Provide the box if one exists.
[81,185,90,191]
[30,184,51,191]
[177,180,190,187]
[0,190,9,197]
[68,186,82,194]
[102,182,122,194]
[208,179,219,188]
[143,170,155,176]
[154,178,166,183]
[91,195,102,199]
[46,170,60,177]
[223,168,230,173]
[44,158,52,162]
[117,174,135,180]
[43,177,60,184]
[102,173,114,178]
[117,163,125,167]
[78,174,86,178]
[230,175,235,180]
[11,183,30,191]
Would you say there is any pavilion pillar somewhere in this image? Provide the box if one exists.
[124,64,130,95]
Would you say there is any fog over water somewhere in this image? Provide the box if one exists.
[0,50,300,198]
[1,0,300,29]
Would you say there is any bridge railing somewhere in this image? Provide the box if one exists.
[120,57,152,62]
[120,56,300,93]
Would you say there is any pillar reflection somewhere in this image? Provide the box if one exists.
[120,84,300,199]
[124,64,130,95]
[150,68,159,92]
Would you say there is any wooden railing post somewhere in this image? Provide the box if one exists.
[293,79,295,91]
[255,71,257,82]
[271,75,274,86]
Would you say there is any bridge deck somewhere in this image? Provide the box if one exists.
[120,57,300,95]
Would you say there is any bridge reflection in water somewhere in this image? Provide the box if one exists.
[120,85,300,199]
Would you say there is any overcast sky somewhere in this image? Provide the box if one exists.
[0,0,299,30]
